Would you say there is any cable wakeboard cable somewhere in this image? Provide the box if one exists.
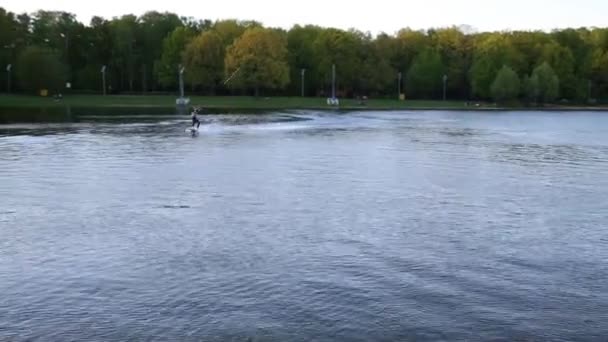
[223,67,241,85]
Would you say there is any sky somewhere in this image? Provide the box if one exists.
[2,0,607,34]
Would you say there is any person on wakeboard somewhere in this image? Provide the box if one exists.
[191,107,201,129]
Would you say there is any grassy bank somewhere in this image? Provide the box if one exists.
[0,94,477,110]
[1,94,606,115]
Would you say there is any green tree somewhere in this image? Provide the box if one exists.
[137,11,183,91]
[522,74,538,104]
[16,45,66,92]
[405,48,444,99]
[213,19,260,47]
[29,10,86,86]
[528,62,559,103]
[182,31,225,93]
[0,8,20,91]
[470,33,523,99]
[510,31,551,75]
[542,42,577,100]
[181,16,212,33]
[0,8,17,50]
[490,65,520,102]
[374,32,398,69]
[312,28,362,96]
[357,36,395,96]
[109,15,139,91]
[591,49,608,89]
[154,26,195,88]
[431,27,471,99]
[393,28,430,77]
[225,27,290,96]
[88,16,113,67]
[3,8,608,98]
[287,24,323,96]
[552,28,593,78]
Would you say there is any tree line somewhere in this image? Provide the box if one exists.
[1,7,607,103]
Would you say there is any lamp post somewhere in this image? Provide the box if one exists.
[398,72,402,100]
[6,64,12,93]
[442,74,448,101]
[4,43,15,92]
[60,33,70,85]
[178,64,185,99]
[331,64,336,100]
[101,65,107,96]
[301,68,306,97]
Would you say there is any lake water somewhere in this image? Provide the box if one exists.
[1,110,607,341]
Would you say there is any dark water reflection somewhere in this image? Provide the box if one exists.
[1,110,607,341]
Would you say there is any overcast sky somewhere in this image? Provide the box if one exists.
[3,0,607,33]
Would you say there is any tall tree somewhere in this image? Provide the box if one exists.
[154,26,195,89]
[109,15,139,92]
[0,8,18,51]
[137,11,183,91]
[552,28,592,77]
[213,19,260,48]
[528,62,560,104]
[182,31,224,93]
[287,24,323,96]
[312,28,361,96]
[490,65,520,102]
[181,16,212,33]
[225,27,290,96]
[431,27,471,99]
[357,35,394,96]
[2,8,608,99]
[591,48,608,86]
[405,48,444,99]
[29,10,84,84]
[16,45,65,93]
[393,28,430,78]
[470,33,523,99]
[522,74,539,104]
[542,42,577,100]
[0,8,20,91]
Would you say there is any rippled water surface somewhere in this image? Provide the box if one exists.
[1,110,608,341]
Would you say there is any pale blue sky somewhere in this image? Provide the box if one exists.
[3,0,607,33]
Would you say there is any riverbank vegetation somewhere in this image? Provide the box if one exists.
[0,7,607,105]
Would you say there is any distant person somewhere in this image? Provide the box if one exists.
[191,107,201,129]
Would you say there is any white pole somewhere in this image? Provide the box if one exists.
[301,68,306,97]
[331,64,336,99]
[101,65,106,96]
[6,64,11,93]
[398,72,402,99]
[179,65,185,98]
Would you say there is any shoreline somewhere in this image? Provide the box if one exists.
[0,95,606,124]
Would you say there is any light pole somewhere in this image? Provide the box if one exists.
[6,64,12,93]
[442,74,448,101]
[397,72,402,100]
[60,33,69,85]
[101,65,107,96]
[4,43,15,93]
[301,68,306,97]
[588,80,592,103]
[178,64,185,99]
[331,64,336,100]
